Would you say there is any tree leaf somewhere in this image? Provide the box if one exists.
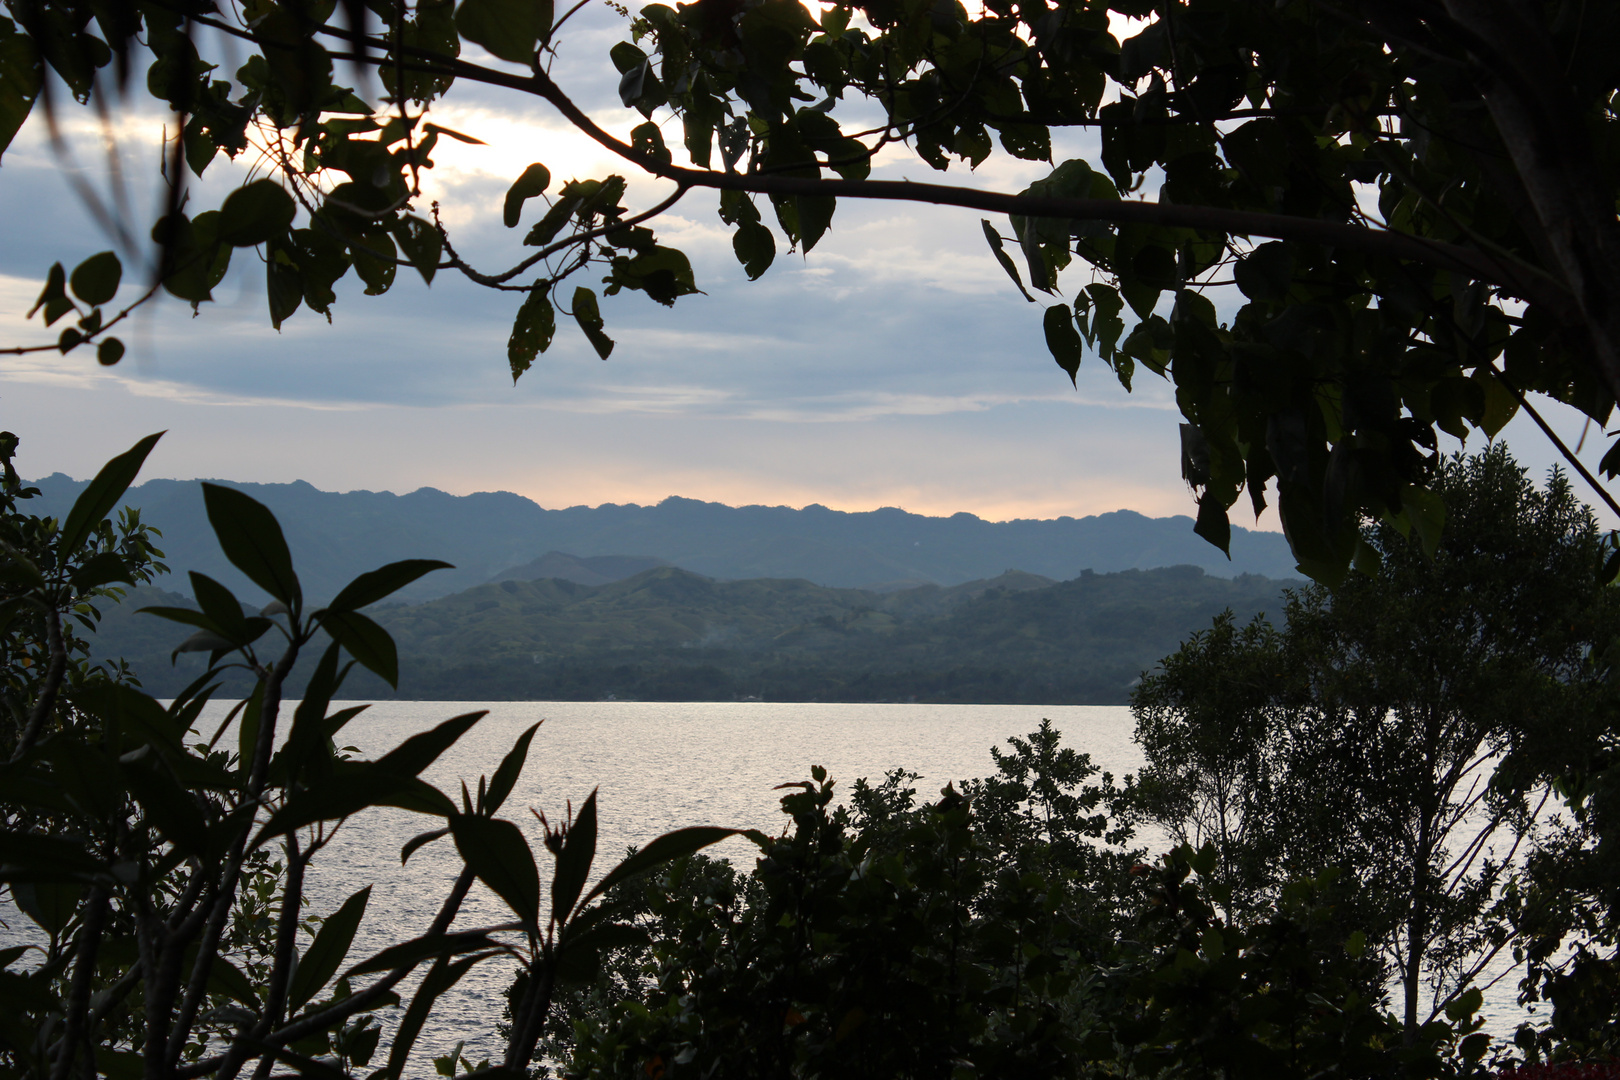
[319,609,398,686]
[503,163,551,227]
[581,826,755,908]
[483,722,540,815]
[450,814,540,926]
[385,953,481,1080]
[68,251,121,306]
[289,886,372,1014]
[345,930,499,978]
[202,483,302,610]
[327,559,453,612]
[377,711,487,778]
[392,214,442,285]
[59,432,163,557]
[551,788,597,921]
[1043,304,1083,385]
[571,286,614,360]
[982,220,1034,302]
[508,289,555,382]
[401,827,450,864]
[218,180,297,247]
[455,0,547,65]
[0,28,42,163]
[69,551,134,592]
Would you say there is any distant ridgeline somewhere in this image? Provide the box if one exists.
[90,565,1300,705]
[28,474,1298,602]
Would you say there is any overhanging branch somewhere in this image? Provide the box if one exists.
[522,71,1570,316]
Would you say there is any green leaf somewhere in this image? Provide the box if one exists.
[522,196,581,247]
[345,929,499,978]
[319,609,399,686]
[378,711,487,779]
[503,163,551,227]
[328,559,453,612]
[1234,242,1293,302]
[97,337,125,365]
[257,762,458,844]
[0,28,42,163]
[393,215,442,285]
[11,880,82,938]
[218,180,297,247]
[69,551,134,592]
[289,886,372,1014]
[582,826,755,908]
[422,123,485,145]
[69,251,121,306]
[60,432,163,557]
[571,287,614,360]
[508,289,555,382]
[28,262,74,325]
[450,815,540,926]
[202,483,302,610]
[484,722,540,815]
[1193,492,1231,556]
[732,222,775,280]
[455,0,550,65]
[982,220,1034,302]
[189,571,251,640]
[551,788,597,921]
[401,827,450,864]
[386,954,482,1080]
[1043,304,1083,385]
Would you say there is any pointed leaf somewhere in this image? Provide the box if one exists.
[401,827,450,864]
[582,826,756,908]
[450,815,539,926]
[319,609,398,686]
[0,29,43,163]
[484,722,540,815]
[345,930,501,978]
[1043,303,1083,385]
[385,954,481,1080]
[551,788,597,921]
[328,559,453,612]
[289,886,372,1014]
[60,433,163,556]
[202,483,301,610]
[377,711,486,778]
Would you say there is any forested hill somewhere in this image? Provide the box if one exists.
[28,474,1297,602]
[93,565,1299,705]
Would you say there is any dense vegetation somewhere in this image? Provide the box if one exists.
[4,438,1618,1080]
[87,565,1297,703]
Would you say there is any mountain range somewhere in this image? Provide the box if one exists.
[28,474,1298,603]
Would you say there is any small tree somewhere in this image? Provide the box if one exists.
[0,432,750,1080]
[1132,446,1620,1035]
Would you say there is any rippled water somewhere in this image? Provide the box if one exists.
[4,701,1538,1067]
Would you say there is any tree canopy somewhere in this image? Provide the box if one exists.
[1131,447,1620,1048]
[4,0,1620,575]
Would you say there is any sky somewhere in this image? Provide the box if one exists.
[1,7,1615,530]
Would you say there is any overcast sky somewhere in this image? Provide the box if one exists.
[2,7,1613,531]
